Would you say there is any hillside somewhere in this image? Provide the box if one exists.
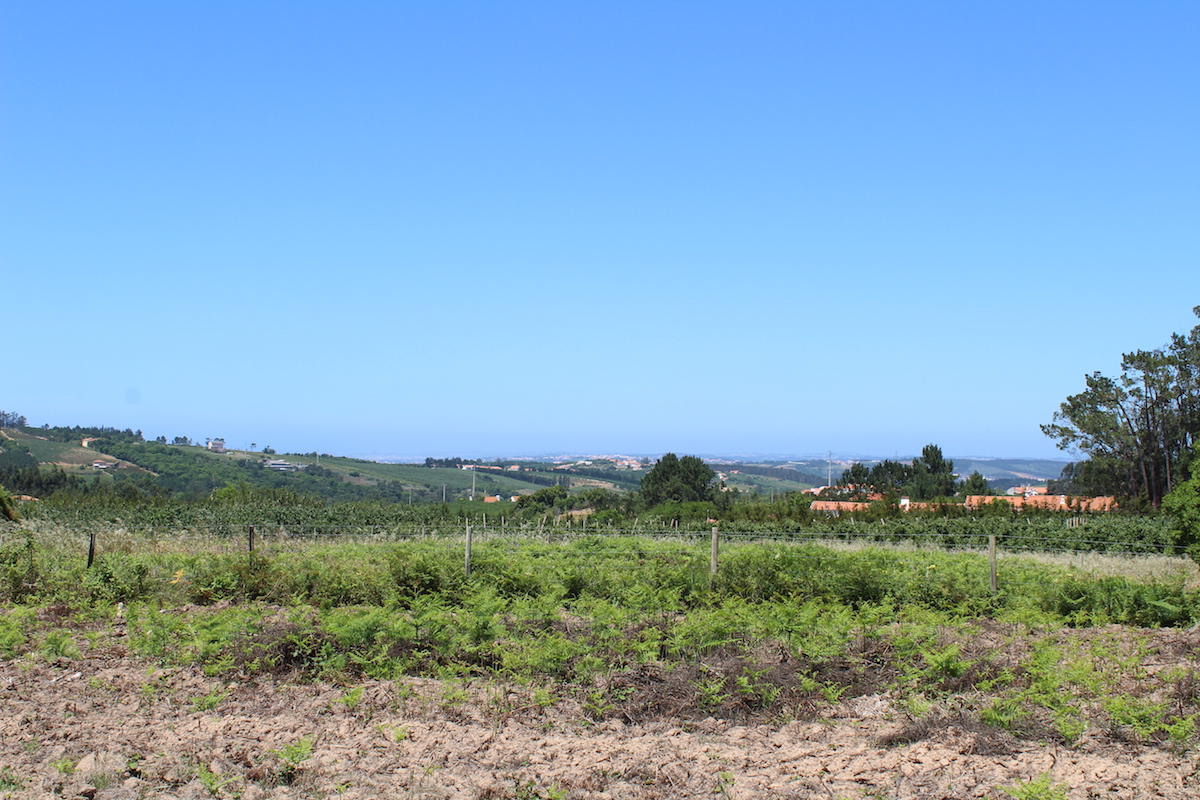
[3,421,1068,504]
[950,457,1069,482]
[1,427,632,503]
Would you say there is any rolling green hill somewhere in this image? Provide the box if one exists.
[3,420,1069,505]
[2,426,600,503]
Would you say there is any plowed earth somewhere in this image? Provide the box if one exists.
[2,624,1199,800]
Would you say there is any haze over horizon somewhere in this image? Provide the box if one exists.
[4,2,1197,461]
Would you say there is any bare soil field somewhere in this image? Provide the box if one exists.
[3,624,1199,800]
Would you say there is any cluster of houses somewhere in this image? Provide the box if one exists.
[460,464,525,472]
[809,484,1117,516]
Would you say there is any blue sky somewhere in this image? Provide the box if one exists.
[3,1,1197,461]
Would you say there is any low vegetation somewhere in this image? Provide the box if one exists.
[3,530,1200,754]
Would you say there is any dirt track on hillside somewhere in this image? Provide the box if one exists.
[3,638,1198,800]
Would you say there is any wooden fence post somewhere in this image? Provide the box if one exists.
[465,523,473,579]
[248,525,255,556]
[988,534,998,596]
[710,526,719,587]
[87,532,96,569]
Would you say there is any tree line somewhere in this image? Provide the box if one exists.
[0,410,27,428]
[729,464,828,486]
[832,444,988,501]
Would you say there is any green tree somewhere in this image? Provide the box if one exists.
[1042,307,1200,507]
[868,459,906,494]
[640,453,716,507]
[908,443,957,500]
[0,411,27,428]
[515,485,567,510]
[837,462,870,491]
[961,470,991,496]
[1163,443,1200,560]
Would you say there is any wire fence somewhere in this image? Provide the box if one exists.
[4,519,1196,594]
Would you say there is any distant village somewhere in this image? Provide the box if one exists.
[91,438,1110,513]
[806,484,1116,515]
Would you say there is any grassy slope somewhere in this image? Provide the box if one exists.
[953,458,1069,482]
[723,472,816,495]
[259,452,565,496]
[5,429,104,466]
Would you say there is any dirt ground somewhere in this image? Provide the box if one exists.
[2,631,1199,800]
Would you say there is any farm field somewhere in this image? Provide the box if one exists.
[3,626,1199,800]
[1,429,109,469]
[3,531,1200,798]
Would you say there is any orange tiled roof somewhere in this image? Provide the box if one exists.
[965,495,1116,512]
[811,500,872,512]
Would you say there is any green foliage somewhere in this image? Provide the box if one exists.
[962,470,991,496]
[0,483,21,521]
[693,666,730,707]
[640,453,716,507]
[5,532,1200,757]
[0,766,23,792]
[1164,442,1200,560]
[191,686,231,713]
[195,762,237,796]
[834,444,958,501]
[0,530,39,602]
[0,608,31,658]
[1001,773,1069,800]
[1042,306,1200,506]
[269,736,314,784]
[38,629,81,660]
[514,485,567,511]
[644,500,717,523]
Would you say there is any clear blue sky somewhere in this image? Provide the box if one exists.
[3,2,1197,461]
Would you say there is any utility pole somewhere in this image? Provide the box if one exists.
[828,451,832,487]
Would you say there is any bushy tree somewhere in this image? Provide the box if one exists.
[961,471,991,496]
[1043,306,1200,507]
[835,444,957,501]
[515,484,567,510]
[640,453,716,507]
[0,411,27,428]
[908,444,957,500]
[1164,443,1200,560]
